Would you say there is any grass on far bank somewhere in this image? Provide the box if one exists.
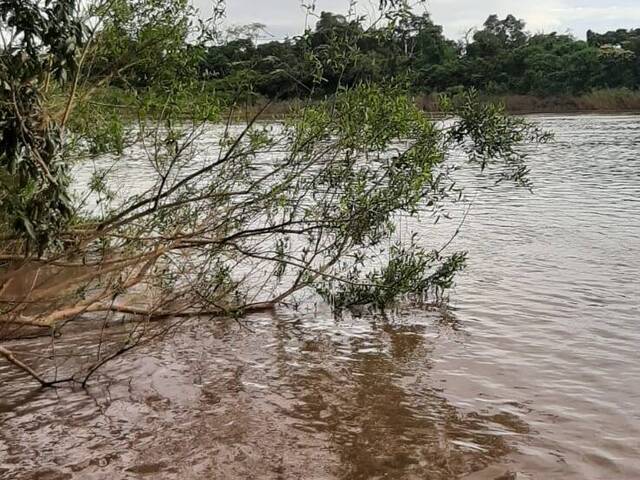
[86,86,640,121]
[418,88,640,114]
[241,88,640,119]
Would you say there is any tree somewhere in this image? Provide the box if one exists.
[0,0,82,252]
[0,0,547,387]
[588,28,640,87]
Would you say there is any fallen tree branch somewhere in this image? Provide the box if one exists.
[7,300,278,328]
[0,346,73,387]
[0,346,47,384]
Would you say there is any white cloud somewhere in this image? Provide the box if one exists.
[558,5,640,21]
[424,0,569,37]
[192,0,640,40]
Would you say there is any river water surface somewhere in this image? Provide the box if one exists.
[1,114,639,479]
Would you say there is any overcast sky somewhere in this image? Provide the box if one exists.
[193,0,640,41]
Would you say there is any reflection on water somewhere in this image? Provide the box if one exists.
[277,317,528,480]
[1,115,640,479]
[0,312,528,480]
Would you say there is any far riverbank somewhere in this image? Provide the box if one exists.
[418,88,640,114]
[231,88,640,119]
[87,87,640,122]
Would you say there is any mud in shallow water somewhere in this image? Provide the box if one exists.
[0,311,530,480]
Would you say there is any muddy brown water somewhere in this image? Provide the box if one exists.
[1,115,640,479]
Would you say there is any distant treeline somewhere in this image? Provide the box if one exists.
[103,11,640,102]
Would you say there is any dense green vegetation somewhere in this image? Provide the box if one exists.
[194,12,640,102]
[90,6,640,102]
[86,5,640,112]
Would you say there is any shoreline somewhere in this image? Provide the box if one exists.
[415,90,640,115]
[469,94,640,115]
[231,90,640,119]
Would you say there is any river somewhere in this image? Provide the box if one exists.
[1,114,639,479]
